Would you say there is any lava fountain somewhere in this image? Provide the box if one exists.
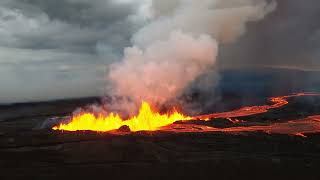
[53,101,192,132]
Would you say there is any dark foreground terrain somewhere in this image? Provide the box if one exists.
[0,95,320,180]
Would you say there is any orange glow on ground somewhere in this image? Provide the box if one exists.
[53,101,192,132]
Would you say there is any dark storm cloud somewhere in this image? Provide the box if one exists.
[0,0,149,103]
[0,0,143,53]
[1,0,139,25]
[23,0,136,25]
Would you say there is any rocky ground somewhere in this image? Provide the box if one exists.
[0,96,320,179]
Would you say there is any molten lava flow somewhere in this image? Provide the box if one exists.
[193,92,318,119]
[53,92,320,134]
[53,101,192,132]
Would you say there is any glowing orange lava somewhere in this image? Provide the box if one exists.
[53,101,192,132]
[53,92,320,134]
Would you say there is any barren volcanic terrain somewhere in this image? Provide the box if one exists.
[1,69,320,179]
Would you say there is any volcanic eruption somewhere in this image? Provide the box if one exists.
[4,1,320,179]
[53,92,320,136]
[53,0,279,133]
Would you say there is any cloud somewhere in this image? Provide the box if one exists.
[0,0,147,103]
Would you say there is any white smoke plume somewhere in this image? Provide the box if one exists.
[107,0,277,113]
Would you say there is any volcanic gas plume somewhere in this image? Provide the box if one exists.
[107,0,277,113]
[53,0,278,133]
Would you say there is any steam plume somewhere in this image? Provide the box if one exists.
[107,0,277,112]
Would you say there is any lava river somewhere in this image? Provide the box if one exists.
[53,92,320,136]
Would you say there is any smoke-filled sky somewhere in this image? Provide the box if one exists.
[0,0,319,104]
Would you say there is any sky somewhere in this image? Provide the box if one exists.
[0,0,320,103]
